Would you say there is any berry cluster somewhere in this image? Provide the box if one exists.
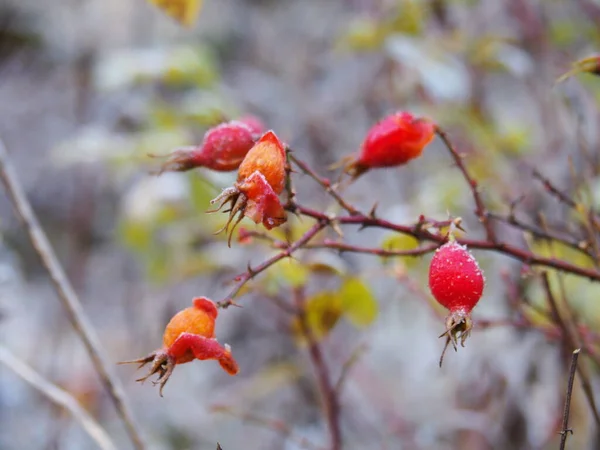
[123,111,485,394]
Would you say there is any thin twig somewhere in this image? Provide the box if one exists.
[335,343,368,394]
[0,140,145,450]
[532,168,578,209]
[541,272,600,428]
[0,345,116,450]
[218,221,327,308]
[289,153,360,216]
[559,349,580,450]
[487,212,590,255]
[306,240,440,257]
[435,128,497,243]
[293,287,341,450]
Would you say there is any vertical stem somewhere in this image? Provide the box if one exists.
[294,288,342,450]
[559,349,580,450]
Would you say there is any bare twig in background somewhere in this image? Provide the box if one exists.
[541,272,600,428]
[0,345,116,450]
[0,140,145,450]
[293,287,342,450]
[335,343,367,394]
[559,349,580,450]
[487,211,589,255]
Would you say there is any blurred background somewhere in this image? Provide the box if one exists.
[2,0,600,449]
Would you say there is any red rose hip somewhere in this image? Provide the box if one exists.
[345,111,435,179]
[429,240,484,366]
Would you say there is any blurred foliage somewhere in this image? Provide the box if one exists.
[291,274,377,343]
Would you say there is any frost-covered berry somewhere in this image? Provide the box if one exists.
[428,240,484,366]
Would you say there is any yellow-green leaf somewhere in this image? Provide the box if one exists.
[119,219,153,252]
[292,291,342,343]
[339,277,378,327]
[188,174,216,213]
[147,0,203,27]
[275,259,309,288]
[380,234,420,267]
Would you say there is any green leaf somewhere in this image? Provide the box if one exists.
[339,277,378,327]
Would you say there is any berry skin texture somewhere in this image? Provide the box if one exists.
[209,130,288,246]
[428,240,484,367]
[237,131,286,194]
[119,297,238,396]
[151,119,263,174]
[345,111,435,179]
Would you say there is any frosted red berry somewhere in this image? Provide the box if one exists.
[429,241,484,313]
[345,111,435,179]
[238,115,266,137]
[152,119,259,174]
[428,240,484,366]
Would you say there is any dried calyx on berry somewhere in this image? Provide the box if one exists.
[119,297,238,396]
[149,116,265,174]
[342,111,435,180]
[428,239,485,367]
[209,130,287,246]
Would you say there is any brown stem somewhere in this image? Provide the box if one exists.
[0,140,146,450]
[293,287,342,450]
[218,221,327,308]
[541,272,600,428]
[435,127,497,243]
[292,204,600,282]
[559,349,580,450]
[289,153,359,216]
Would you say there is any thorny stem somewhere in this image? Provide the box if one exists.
[435,127,497,243]
[293,287,342,450]
[559,349,580,450]
[293,204,600,282]
[288,153,359,216]
[218,221,327,308]
[0,140,146,450]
